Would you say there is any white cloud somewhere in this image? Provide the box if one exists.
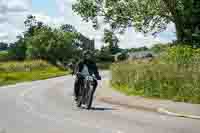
[33,13,65,27]
[117,25,176,49]
[0,32,8,40]
[0,0,31,42]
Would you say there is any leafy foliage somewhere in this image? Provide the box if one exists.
[60,24,77,33]
[117,52,129,61]
[161,45,200,64]
[150,43,170,53]
[0,42,8,51]
[25,27,76,64]
[8,15,92,65]
[96,46,115,62]
[102,29,120,54]
[9,36,27,60]
[73,0,200,45]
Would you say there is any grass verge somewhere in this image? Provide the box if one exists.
[0,60,69,86]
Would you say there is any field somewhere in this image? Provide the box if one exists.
[0,60,69,86]
[111,46,200,104]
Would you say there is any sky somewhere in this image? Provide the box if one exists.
[0,0,177,49]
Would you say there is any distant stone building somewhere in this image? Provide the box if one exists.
[128,51,156,61]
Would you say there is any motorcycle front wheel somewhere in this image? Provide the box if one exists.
[77,84,83,108]
[86,82,95,110]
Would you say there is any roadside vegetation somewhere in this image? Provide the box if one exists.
[0,51,10,61]
[0,15,90,86]
[1,0,200,105]
[0,60,68,86]
[111,45,200,104]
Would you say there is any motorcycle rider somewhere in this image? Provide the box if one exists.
[73,50,101,101]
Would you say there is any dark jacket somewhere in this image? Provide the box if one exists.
[73,60,100,78]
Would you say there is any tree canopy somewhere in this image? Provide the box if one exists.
[73,0,200,46]
[9,15,93,64]
[0,42,8,51]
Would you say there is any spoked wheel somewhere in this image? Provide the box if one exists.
[86,83,95,110]
[77,95,82,107]
[76,84,83,108]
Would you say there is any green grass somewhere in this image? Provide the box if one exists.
[0,60,69,86]
[0,51,9,61]
[97,62,112,70]
[111,46,200,104]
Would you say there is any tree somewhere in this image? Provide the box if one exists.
[102,29,120,54]
[8,15,44,60]
[9,15,79,63]
[25,26,76,64]
[72,0,200,46]
[60,24,95,50]
[0,42,8,51]
[150,43,169,53]
[61,24,77,33]
[9,35,27,60]
[24,15,45,37]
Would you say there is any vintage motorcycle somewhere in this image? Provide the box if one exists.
[76,73,98,109]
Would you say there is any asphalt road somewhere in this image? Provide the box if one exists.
[0,72,199,133]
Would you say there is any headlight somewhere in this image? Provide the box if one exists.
[86,76,94,81]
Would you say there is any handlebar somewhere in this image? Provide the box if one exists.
[75,72,101,80]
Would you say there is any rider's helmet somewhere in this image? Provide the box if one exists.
[82,50,93,61]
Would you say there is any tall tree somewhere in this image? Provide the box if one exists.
[24,15,45,37]
[0,42,8,51]
[61,24,77,33]
[103,29,120,54]
[72,0,200,46]
[9,35,27,60]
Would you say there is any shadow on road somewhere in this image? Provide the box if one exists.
[90,107,116,111]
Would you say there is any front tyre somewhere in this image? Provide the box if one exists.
[86,83,94,110]
[77,96,82,108]
[76,84,83,108]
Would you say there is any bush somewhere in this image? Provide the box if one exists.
[0,60,53,72]
[97,54,115,62]
[111,46,200,104]
[150,43,170,54]
[0,51,10,61]
[161,45,198,64]
[97,62,112,70]
[117,52,128,61]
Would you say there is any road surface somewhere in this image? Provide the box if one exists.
[0,72,199,133]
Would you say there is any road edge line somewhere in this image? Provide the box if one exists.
[157,108,200,120]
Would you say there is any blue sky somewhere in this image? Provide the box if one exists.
[32,0,57,16]
[0,0,176,49]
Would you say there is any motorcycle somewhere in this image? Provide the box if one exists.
[76,73,97,109]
